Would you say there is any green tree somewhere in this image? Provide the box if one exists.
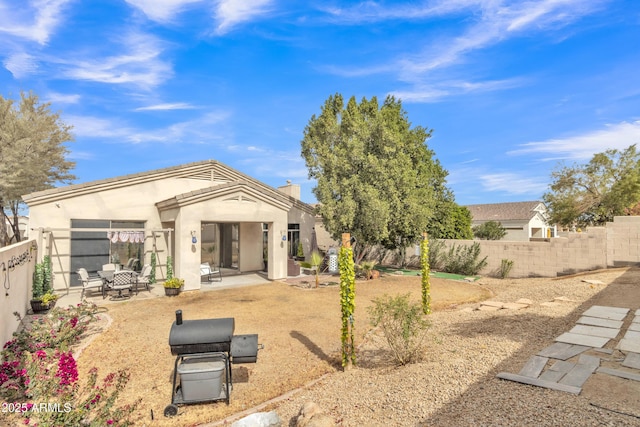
[0,91,75,246]
[301,93,458,263]
[543,145,640,228]
[473,220,507,240]
[429,199,473,239]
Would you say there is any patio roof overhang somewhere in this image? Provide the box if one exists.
[155,180,293,222]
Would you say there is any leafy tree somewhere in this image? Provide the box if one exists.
[0,92,75,246]
[473,220,507,240]
[429,199,473,239]
[301,93,458,263]
[543,145,640,227]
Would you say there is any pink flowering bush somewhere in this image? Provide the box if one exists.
[1,302,98,399]
[21,351,139,426]
[1,302,139,426]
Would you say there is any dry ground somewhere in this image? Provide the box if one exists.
[72,274,489,427]
[11,268,640,426]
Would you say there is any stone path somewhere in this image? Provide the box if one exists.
[497,306,640,394]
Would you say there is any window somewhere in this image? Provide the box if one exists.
[70,220,144,286]
[287,224,300,257]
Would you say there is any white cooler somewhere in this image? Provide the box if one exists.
[177,356,226,401]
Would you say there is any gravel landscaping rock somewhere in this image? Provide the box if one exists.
[269,268,640,426]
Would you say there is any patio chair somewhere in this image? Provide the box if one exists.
[134,264,152,294]
[200,262,222,282]
[105,270,134,300]
[77,268,104,300]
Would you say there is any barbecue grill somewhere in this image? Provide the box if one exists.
[164,310,260,417]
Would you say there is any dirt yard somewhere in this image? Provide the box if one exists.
[19,267,640,427]
[72,274,489,426]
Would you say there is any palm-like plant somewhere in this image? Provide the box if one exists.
[310,251,323,288]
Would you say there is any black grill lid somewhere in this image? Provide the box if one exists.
[169,317,235,347]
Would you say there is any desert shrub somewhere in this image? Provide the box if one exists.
[357,260,376,279]
[368,293,430,365]
[499,259,514,279]
[441,242,488,276]
[473,221,507,240]
[428,239,445,271]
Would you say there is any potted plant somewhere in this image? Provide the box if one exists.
[163,277,184,296]
[296,242,305,261]
[30,256,58,312]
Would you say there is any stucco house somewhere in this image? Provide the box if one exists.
[22,160,316,292]
[466,201,556,241]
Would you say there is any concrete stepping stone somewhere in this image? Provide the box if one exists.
[478,305,501,311]
[582,306,629,321]
[559,356,600,387]
[569,324,620,339]
[624,330,640,340]
[518,355,549,378]
[539,369,567,382]
[554,296,577,303]
[496,372,581,394]
[481,301,505,308]
[537,342,590,360]
[597,367,640,382]
[549,360,575,373]
[502,302,529,310]
[628,323,640,332]
[582,279,605,285]
[577,316,623,329]
[635,309,640,316]
[556,332,609,348]
[622,352,640,370]
[617,339,640,353]
[516,298,533,305]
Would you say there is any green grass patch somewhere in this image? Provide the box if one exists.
[374,265,480,281]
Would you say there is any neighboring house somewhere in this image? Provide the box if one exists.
[2,215,29,244]
[22,160,315,291]
[466,201,556,241]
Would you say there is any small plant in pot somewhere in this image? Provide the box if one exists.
[163,277,184,296]
[296,242,305,261]
[31,256,58,312]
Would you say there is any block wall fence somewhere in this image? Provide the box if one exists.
[0,240,37,350]
[434,216,640,278]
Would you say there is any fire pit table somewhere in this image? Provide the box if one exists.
[164,310,260,417]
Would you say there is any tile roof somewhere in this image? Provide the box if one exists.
[466,201,544,222]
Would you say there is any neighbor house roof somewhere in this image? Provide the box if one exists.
[466,201,545,222]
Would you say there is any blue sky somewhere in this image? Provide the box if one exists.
[1,1,639,206]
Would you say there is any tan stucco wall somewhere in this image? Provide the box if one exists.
[27,175,302,290]
[0,240,37,348]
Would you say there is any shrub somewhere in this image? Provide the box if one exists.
[441,242,488,276]
[1,302,100,400]
[428,239,445,271]
[499,259,514,279]
[357,260,376,280]
[368,293,430,365]
[473,221,507,240]
[0,302,139,426]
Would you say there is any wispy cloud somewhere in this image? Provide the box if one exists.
[323,0,607,101]
[45,92,81,104]
[480,172,548,195]
[214,0,275,35]
[60,32,172,89]
[0,0,72,44]
[125,0,203,22]
[134,102,196,111]
[2,52,38,78]
[391,78,523,102]
[67,110,231,145]
[509,120,640,161]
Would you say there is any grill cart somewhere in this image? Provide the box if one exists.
[164,310,260,417]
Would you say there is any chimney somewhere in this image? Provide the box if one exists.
[277,180,300,200]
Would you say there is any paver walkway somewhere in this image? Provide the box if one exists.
[498,306,640,394]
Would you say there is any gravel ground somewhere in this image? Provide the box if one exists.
[268,268,640,427]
